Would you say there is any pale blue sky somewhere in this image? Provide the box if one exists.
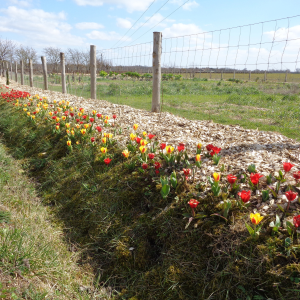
[1,0,300,70]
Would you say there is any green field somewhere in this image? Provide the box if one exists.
[19,73,300,140]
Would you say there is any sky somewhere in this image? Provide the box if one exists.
[0,0,300,70]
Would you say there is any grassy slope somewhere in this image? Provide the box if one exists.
[1,92,300,299]
[0,140,98,298]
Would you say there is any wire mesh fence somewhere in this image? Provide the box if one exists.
[2,14,300,140]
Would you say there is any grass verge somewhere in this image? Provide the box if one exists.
[0,141,99,299]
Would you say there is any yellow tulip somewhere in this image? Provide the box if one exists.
[130,133,137,141]
[49,112,53,116]
[76,141,80,145]
[197,143,202,149]
[122,149,130,158]
[67,140,71,146]
[80,129,86,135]
[133,124,139,131]
[92,110,97,115]
[142,131,147,137]
[139,146,147,153]
[65,123,70,128]
[101,147,107,154]
[23,108,27,112]
[140,139,148,146]
[27,112,30,116]
[213,172,220,182]
[102,137,107,144]
[62,116,66,121]
[166,145,174,154]
[250,213,263,225]
[196,154,201,162]
[56,125,60,130]
[76,124,80,129]
[84,124,89,129]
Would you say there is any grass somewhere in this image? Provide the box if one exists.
[27,75,300,140]
[1,89,300,299]
[0,140,98,299]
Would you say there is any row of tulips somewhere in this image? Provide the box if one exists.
[2,87,300,240]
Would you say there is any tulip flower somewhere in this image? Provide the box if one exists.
[107,133,113,139]
[65,123,70,128]
[148,153,155,160]
[293,215,300,228]
[96,113,102,118]
[238,190,251,203]
[196,154,201,162]
[166,145,174,154]
[213,172,220,182]
[183,168,191,176]
[160,143,166,150]
[96,126,102,132]
[84,124,89,129]
[76,124,80,129]
[91,137,95,143]
[133,124,139,131]
[286,190,298,202]
[250,213,263,225]
[66,130,70,134]
[147,133,155,140]
[55,125,60,130]
[102,137,106,144]
[92,110,97,115]
[105,116,110,120]
[197,143,202,149]
[293,171,300,183]
[250,173,263,186]
[70,112,74,117]
[80,129,86,135]
[76,141,80,145]
[142,131,147,137]
[67,140,71,146]
[227,174,237,185]
[139,146,147,153]
[142,163,148,170]
[140,139,148,146]
[136,137,142,144]
[104,119,109,124]
[113,114,117,119]
[101,147,107,154]
[188,199,199,217]
[122,149,130,158]
[177,144,185,152]
[154,161,161,169]
[104,158,112,165]
[90,117,95,123]
[130,133,137,141]
[71,130,75,136]
[283,162,294,173]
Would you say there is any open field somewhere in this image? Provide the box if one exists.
[18,74,300,141]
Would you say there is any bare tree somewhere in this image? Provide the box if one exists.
[67,48,83,73]
[81,50,90,73]
[0,37,15,62]
[44,47,61,73]
[15,45,37,67]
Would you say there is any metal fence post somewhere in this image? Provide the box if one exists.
[20,60,24,85]
[60,52,66,94]
[41,56,48,90]
[152,31,162,112]
[90,45,96,99]
[285,70,288,82]
[29,59,33,87]
[249,71,251,81]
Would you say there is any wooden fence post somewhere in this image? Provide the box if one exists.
[90,45,96,99]
[15,61,18,82]
[152,31,162,112]
[249,71,251,81]
[264,71,267,82]
[221,71,223,80]
[29,59,33,87]
[233,70,235,79]
[20,60,24,85]
[41,56,48,90]
[285,70,288,82]
[60,52,66,94]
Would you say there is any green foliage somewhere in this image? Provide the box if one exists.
[99,70,108,77]
[125,71,141,78]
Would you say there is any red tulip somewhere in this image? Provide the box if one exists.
[285,190,298,201]
[76,118,80,122]
[91,137,95,143]
[148,153,155,160]
[227,174,237,185]
[96,126,102,132]
[104,158,112,165]
[188,199,199,208]
[206,144,214,151]
[210,147,221,156]
[183,168,191,176]
[70,112,74,117]
[238,190,251,203]
[177,145,185,152]
[283,162,294,173]
[293,171,300,181]
[136,137,142,144]
[142,163,148,170]
[96,113,102,118]
[154,161,161,169]
[250,173,263,185]
[90,117,95,123]
[293,215,300,228]
[64,111,69,115]
[113,114,117,119]
[80,121,84,124]
[148,133,155,140]
[160,143,166,150]
[155,170,160,175]
[83,115,87,119]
